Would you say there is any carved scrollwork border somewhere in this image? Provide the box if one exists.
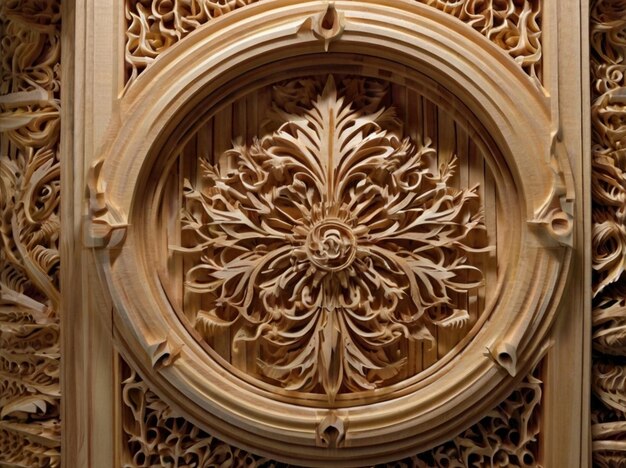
[90,1,573,464]
[590,1,626,465]
[123,0,543,85]
[120,354,544,467]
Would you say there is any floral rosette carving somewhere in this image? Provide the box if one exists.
[175,77,490,400]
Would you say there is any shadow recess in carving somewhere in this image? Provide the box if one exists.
[165,75,494,400]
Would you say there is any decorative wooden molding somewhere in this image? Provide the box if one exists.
[174,75,490,400]
[591,1,626,464]
[88,1,574,464]
[121,355,543,466]
[123,0,542,85]
[0,0,591,465]
[0,0,62,466]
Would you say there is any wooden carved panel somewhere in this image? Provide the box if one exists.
[120,355,543,467]
[88,1,573,464]
[0,0,61,466]
[124,0,542,84]
[0,0,590,465]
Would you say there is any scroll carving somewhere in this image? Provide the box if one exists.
[399,365,542,468]
[174,76,490,400]
[124,0,542,84]
[121,362,273,468]
[121,357,542,467]
[591,0,626,464]
[0,0,61,466]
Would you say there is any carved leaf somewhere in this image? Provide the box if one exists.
[0,395,56,419]
[176,76,490,399]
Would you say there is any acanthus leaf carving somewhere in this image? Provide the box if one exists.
[174,75,491,401]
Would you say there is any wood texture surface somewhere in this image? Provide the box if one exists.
[0,0,593,466]
[167,75,493,400]
[85,1,577,464]
[0,1,62,466]
[590,1,626,465]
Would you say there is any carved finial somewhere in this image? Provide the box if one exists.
[299,3,345,51]
[488,342,518,377]
[316,412,347,448]
[147,337,182,370]
[85,159,128,248]
[529,131,575,247]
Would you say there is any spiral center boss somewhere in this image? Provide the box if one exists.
[305,219,357,272]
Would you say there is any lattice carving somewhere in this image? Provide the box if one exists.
[124,0,542,84]
[0,0,61,465]
[174,76,490,400]
[121,362,275,468]
[394,365,542,468]
[591,0,626,464]
[121,357,541,467]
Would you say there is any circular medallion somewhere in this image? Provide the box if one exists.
[90,1,573,465]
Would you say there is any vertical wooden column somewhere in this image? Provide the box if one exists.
[61,1,125,466]
[541,0,591,466]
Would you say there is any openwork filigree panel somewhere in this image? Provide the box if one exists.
[121,356,542,467]
[0,0,61,466]
[124,0,542,84]
[591,0,626,464]
[163,75,496,401]
[94,3,572,461]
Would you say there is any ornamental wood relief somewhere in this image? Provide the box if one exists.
[124,0,542,84]
[167,74,494,400]
[591,1,626,465]
[120,355,543,467]
[0,0,591,466]
[0,0,61,466]
[87,1,576,465]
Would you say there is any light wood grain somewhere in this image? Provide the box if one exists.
[0,0,592,466]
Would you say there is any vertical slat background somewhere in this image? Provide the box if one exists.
[158,80,501,389]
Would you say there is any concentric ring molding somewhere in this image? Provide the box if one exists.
[88,1,574,465]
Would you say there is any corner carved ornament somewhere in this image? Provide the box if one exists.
[88,1,573,465]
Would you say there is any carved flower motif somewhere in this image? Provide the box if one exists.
[177,77,489,401]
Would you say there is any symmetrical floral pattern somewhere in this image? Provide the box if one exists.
[176,76,489,400]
